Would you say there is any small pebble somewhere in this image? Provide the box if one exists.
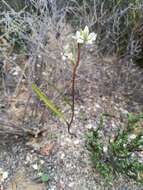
[74,139,80,145]
[0,169,8,182]
[69,182,75,188]
[32,164,38,170]
[60,153,65,159]
[86,123,92,129]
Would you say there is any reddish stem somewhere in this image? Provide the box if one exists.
[67,43,81,135]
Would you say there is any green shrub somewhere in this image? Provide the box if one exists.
[86,113,143,184]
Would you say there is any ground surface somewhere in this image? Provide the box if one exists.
[0,42,143,190]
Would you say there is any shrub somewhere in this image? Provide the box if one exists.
[2,0,143,65]
[67,0,143,65]
[86,113,143,184]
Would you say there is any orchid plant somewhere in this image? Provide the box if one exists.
[72,26,97,45]
[32,26,97,135]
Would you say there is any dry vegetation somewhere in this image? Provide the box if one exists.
[0,0,143,189]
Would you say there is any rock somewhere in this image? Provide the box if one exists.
[74,139,80,145]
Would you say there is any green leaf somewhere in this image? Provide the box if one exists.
[41,174,49,183]
[128,113,143,123]
[32,83,68,125]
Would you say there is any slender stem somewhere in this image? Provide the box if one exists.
[67,43,81,135]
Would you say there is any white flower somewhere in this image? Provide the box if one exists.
[129,134,137,140]
[87,32,97,44]
[73,31,84,44]
[103,146,108,153]
[72,26,97,45]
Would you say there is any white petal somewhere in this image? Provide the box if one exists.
[84,26,89,36]
[72,31,81,41]
[76,31,81,38]
[88,32,97,41]
[77,38,84,44]
[86,40,93,45]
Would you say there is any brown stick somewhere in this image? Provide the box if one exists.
[67,43,81,135]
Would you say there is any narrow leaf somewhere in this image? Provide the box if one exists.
[32,84,67,124]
